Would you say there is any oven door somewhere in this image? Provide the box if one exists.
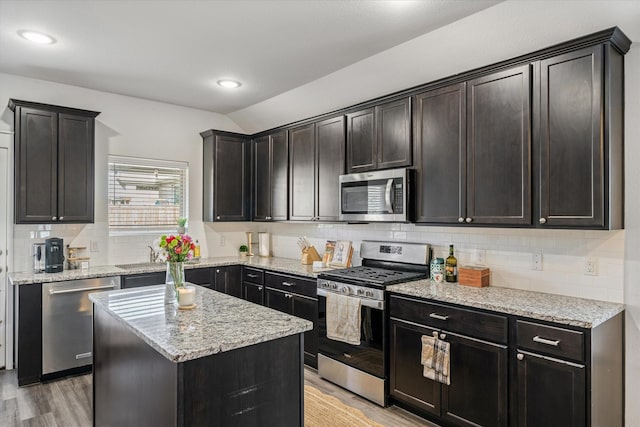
[317,291,385,379]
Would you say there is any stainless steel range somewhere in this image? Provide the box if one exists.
[317,241,430,406]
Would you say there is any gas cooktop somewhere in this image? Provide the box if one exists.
[317,266,427,288]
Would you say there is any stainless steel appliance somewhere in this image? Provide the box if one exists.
[44,237,64,273]
[317,241,430,406]
[42,276,121,375]
[33,243,45,273]
[339,168,409,222]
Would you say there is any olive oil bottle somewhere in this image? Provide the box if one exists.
[445,244,457,283]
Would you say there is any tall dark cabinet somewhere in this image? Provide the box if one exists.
[289,116,345,221]
[537,43,624,229]
[346,97,411,173]
[413,65,531,226]
[202,131,250,221]
[253,130,288,221]
[9,99,99,224]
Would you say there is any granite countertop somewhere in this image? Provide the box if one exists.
[387,279,624,329]
[8,256,322,285]
[90,284,313,363]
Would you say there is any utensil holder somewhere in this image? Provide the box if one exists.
[301,246,322,265]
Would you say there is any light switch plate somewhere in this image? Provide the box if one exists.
[532,253,543,271]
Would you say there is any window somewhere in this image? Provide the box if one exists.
[108,155,188,232]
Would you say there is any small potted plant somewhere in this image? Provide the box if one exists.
[239,244,249,257]
[177,217,187,234]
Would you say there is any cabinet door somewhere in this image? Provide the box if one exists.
[441,331,508,427]
[466,65,532,225]
[316,116,345,221]
[57,113,94,223]
[376,98,412,170]
[346,108,376,173]
[289,123,316,220]
[539,46,604,228]
[185,268,214,288]
[270,130,289,221]
[225,265,242,298]
[389,319,441,417]
[16,107,58,223]
[253,136,271,220]
[213,267,226,293]
[243,282,264,305]
[413,84,466,223]
[265,287,291,314]
[291,294,318,368]
[213,135,249,221]
[516,351,586,427]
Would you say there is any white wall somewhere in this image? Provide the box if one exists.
[0,72,249,271]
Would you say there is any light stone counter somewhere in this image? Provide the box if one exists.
[89,284,312,363]
[8,256,322,285]
[387,279,624,329]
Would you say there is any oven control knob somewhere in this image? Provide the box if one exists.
[341,286,349,294]
[331,283,338,290]
[357,288,364,295]
[365,290,373,297]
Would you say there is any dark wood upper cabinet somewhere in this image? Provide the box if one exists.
[10,99,99,224]
[289,117,345,221]
[202,131,250,222]
[347,98,411,173]
[413,83,466,224]
[253,131,288,221]
[466,64,532,225]
[316,116,345,221]
[537,44,623,229]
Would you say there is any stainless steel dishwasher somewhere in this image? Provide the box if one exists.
[42,276,121,375]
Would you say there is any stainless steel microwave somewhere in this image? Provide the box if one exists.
[339,168,409,222]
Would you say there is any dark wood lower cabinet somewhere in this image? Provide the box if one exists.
[243,281,264,305]
[16,283,43,386]
[516,351,586,427]
[213,265,242,297]
[184,267,214,288]
[265,286,318,368]
[121,271,166,289]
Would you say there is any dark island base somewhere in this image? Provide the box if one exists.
[93,307,304,427]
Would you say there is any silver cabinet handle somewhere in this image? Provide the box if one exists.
[439,333,446,340]
[59,216,64,220]
[465,217,472,223]
[216,216,221,220]
[216,269,220,273]
[285,293,293,298]
[458,217,464,223]
[52,216,57,220]
[247,273,258,278]
[517,353,524,361]
[533,336,560,346]
[49,284,115,295]
[257,286,263,291]
[282,281,294,287]
[75,352,92,360]
[429,313,449,321]
[539,218,547,224]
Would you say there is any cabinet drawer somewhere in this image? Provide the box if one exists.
[243,267,264,284]
[516,320,584,362]
[389,295,508,344]
[121,272,165,289]
[185,268,213,287]
[265,272,316,298]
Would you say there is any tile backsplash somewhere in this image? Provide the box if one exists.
[12,221,624,303]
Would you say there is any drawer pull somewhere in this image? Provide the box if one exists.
[533,336,560,347]
[517,353,524,361]
[282,281,295,287]
[429,313,449,321]
[247,273,259,278]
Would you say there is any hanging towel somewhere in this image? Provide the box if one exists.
[421,334,451,385]
[326,293,362,345]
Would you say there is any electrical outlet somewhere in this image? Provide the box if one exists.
[220,236,226,247]
[472,249,486,266]
[532,253,543,271]
[584,257,597,276]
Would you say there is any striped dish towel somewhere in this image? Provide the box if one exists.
[326,293,362,345]
[421,334,451,385]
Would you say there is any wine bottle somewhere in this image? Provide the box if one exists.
[445,244,457,283]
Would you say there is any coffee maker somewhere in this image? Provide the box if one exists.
[45,237,64,273]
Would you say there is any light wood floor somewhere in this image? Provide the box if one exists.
[0,367,438,426]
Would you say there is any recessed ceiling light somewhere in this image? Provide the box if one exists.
[17,30,56,45]
[217,80,242,89]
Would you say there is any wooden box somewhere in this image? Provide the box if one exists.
[458,266,490,287]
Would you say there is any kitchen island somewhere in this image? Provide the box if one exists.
[89,285,312,427]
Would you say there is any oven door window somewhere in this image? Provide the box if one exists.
[318,295,385,379]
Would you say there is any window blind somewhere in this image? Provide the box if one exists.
[108,156,188,230]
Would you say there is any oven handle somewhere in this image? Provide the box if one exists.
[317,288,385,310]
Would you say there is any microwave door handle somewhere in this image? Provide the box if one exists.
[385,179,394,213]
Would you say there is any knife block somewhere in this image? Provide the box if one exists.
[301,246,322,265]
